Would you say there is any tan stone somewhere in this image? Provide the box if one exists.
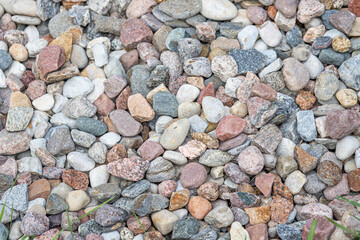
[230,101,248,118]
[188,196,212,220]
[49,32,73,61]
[303,25,326,43]
[9,91,32,108]
[208,48,227,62]
[244,206,271,224]
[151,210,179,235]
[187,76,205,90]
[66,190,90,211]
[332,36,352,52]
[81,63,106,79]
[128,93,155,122]
[349,17,360,37]
[169,189,190,210]
[336,89,358,108]
[9,43,28,62]
[28,179,51,201]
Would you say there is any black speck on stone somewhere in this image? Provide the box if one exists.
[76,117,107,136]
[78,219,111,237]
[147,65,170,88]
[153,92,179,117]
[321,10,339,30]
[286,26,303,48]
[172,218,200,240]
[229,49,266,74]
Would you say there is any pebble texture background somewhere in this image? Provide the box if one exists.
[0,0,359,239]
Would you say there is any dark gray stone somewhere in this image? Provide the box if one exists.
[77,117,107,136]
[129,65,152,97]
[321,10,339,30]
[177,38,202,62]
[190,227,217,240]
[286,26,303,48]
[147,65,170,88]
[131,194,169,216]
[229,49,266,74]
[172,218,200,240]
[0,50,12,70]
[121,180,151,198]
[46,193,68,215]
[153,91,179,117]
[319,48,348,66]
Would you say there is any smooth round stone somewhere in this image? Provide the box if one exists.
[178,102,201,118]
[282,57,310,91]
[259,21,283,47]
[160,119,190,150]
[99,132,121,148]
[71,44,88,69]
[163,151,187,165]
[336,89,358,108]
[63,76,95,99]
[314,72,339,101]
[88,142,107,164]
[303,54,324,79]
[77,117,107,136]
[205,206,234,228]
[237,25,259,50]
[71,129,96,148]
[32,93,54,111]
[67,152,95,172]
[9,43,28,62]
[0,49,12,70]
[25,38,48,58]
[89,166,110,188]
[344,159,357,173]
[201,0,237,21]
[335,136,360,161]
[180,163,207,189]
[237,146,264,175]
[158,0,201,20]
[176,84,200,104]
[66,190,90,211]
[24,25,39,43]
[86,78,105,103]
[11,15,40,25]
[202,96,226,123]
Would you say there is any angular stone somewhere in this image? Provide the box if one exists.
[107,156,149,181]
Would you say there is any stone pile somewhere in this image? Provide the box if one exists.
[0,0,360,239]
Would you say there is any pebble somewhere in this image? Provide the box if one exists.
[160,118,189,150]
[200,0,237,21]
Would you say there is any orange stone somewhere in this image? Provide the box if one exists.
[270,196,294,223]
[296,90,316,110]
[127,93,155,122]
[294,145,317,174]
[245,206,271,224]
[267,6,277,20]
[49,32,73,61]
[28,179,51,201]
[188,196,212,220]
[187,76,205,90]
[169,189,190,211]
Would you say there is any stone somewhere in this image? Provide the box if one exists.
[62,169,89,191]
[282,57,310,91]
[77,117,107,136]
[180,162,207,189]
[326,110,360,139]
[199,149,234,167]
[237,146,264,175]
[215,115,246,141]
[95,204,127,227]
[151,210,178,235]
[329,10,356,35]
[200,0,238,21]
[314,72,339,101]
[21,212,49,236]
[160,119,189,150]
[205,206,234,228]
[0,184,28,212]
[131,193,169,216]
[317,160,342,186]
[172,218,199,239]
[339,55,360,90]
[211,55,238,82]
[107,156,149,181]
[188,196,212,219]
[120,19,153,49]
[229,49,266,74]
[158,0,201,20]
[296,110,317,142]
[5,107,33,132]
[294,146,318,174]
[66,190,90,211]
[259,21,283,47]
[202,96,226,123]
[0,130,31,155]
[299,203,333,220]
[297,0,325,24]
[110,110,142,137]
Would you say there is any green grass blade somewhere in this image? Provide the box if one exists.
[132,211,146,233]
[66,208,74,238]
[336,196,360,208]
[52,195,116,240]
[307,218,317,240]
[327,217,360,237]
[5,203,14,240]
[0,174,19,223]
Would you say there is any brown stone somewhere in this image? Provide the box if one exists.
[188,196,212,220]
[127,94,155,122]
[317,160,342,186]
[190,132,219,149]
[120,18,153,49]
[45,64,80,84]
[267,6,277,20]
[120,50,139,72]
[28,179,51,201]
[62,169,89,191]
[10,91,31,108]
[329,10,356,35]
[245,206,271,224]
[138,141,164,161]
[187,76,205,90]
[116,86,131,110]
[35,148,56,167]
[106,143,128,163]
[25,80,46,100]
[246,223,269,240]
[347,169,360,192]
[294,146,318,174]
[37,45,66,79]
[349,0,360,17]
[325,110,360,139]
[270,196,294,223]
[104,75,127,99]
[215,114,247,141]
[169,189,190,211]
[93,94,115,116]
[255,173,276,198]
[197,182,219,201]
[296,90,316,110]
[252,83,277,101]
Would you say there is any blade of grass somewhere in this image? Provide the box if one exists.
[5,203,14,240]
[336,196,360,208]
[66,208,74,238]
[0,174,19,222]
[327,217,360,237]
[52,195,116,240]
[132,211,146,233]
[307,218,317,240]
